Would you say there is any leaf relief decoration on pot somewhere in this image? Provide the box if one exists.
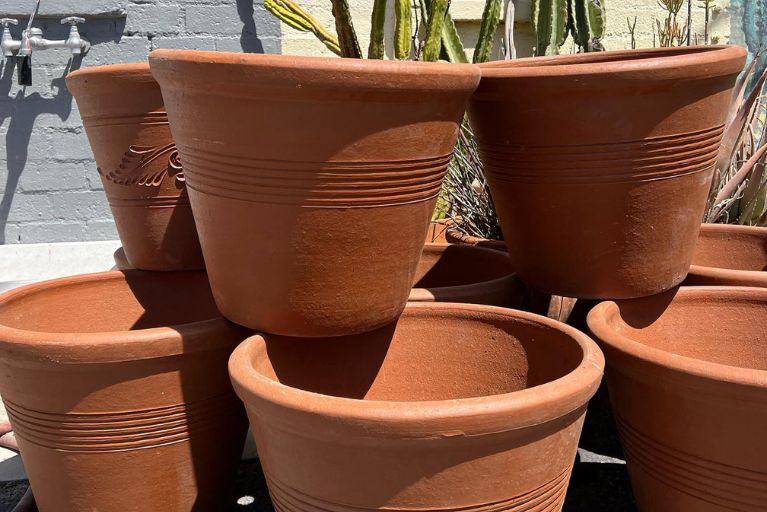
[99,143,184,186]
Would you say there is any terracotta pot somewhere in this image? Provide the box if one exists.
[410,243,522,306]
[66,63,204,271]
[445,226,508,252]
[149,50,480,336]
[469,46,747,299]
[0,271,249,512]
[588,287,767,512]
[685,223,767,287]
[230,302,604,511]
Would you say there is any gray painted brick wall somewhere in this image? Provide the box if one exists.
[0,0,280,244]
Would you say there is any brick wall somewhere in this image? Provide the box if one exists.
[0,0,280,244]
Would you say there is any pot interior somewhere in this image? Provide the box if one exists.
[0,271,220,333]
[251,309,584,401]
[483,46,722,70]
[607,290,767,371]
[412,244,512,288]
[692,229,767,271]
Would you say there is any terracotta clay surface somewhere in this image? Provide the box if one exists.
[230,302,604,512]
[470,46,746,299]
[686,223,767,287]
[445,226,508,252]
[149,50,480,336]
[0,271,249,512]
[410,243,522,306]
[66,63,204,271]
[588,287,767,512]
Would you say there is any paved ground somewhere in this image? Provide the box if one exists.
[0,384,636,512]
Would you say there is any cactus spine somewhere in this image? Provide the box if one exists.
[264,0,341,55]
[368,0,387,59]
[473,0,502,63]
[394,0,412,59]
[330,0,362,58]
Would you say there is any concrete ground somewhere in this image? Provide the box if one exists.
[0,384,636,512]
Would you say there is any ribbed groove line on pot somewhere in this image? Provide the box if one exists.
[4,395,241,452]
[108,195,191,208]
[176,144,451,207]
[81,111,170,128]
[265,468,569,512]
[477,125,723,184]
[616,416,767,510]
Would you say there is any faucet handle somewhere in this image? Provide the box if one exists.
[61,16,85,25]
[0,18,19,27]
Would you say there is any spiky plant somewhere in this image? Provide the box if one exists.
[707,56,767,225]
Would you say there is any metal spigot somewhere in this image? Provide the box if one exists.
[0,18,20,57]
[61,17,90,55]
[18,18,90,56]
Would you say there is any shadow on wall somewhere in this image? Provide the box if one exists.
[0,57,79,244]
[238,0,266,53]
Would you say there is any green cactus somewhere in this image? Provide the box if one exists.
[394,0,412,59]
[532,0,605,55]
[368,0,387,59]
[330,0,362,58]
[440,13,469,63]
[264,0,341,55]
[587,0,606,39]
[423,0,450,61]
[473,0,502,63]
[420,0,469,63]
[532,0,568,56]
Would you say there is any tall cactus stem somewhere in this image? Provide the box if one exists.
[473,0,502,63]
[394,0,413,59]
[368,0,387,58]
[532,0,567,56]
[423,0,449,61]
[572,0,591,50]
[330,0,362,58]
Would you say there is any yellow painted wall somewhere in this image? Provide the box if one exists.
[278,0,735,60]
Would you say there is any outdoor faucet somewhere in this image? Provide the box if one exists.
[18,17,91,56]
[0,18,20,57]
[1,13,90,86]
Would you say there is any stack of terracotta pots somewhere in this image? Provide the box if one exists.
[0,43,763,512]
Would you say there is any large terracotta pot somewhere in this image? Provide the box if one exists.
[686,223,767,287]
[0,271,249,512]
[66,63,204,271]
[588,287,767,512]
[230,302,604,512]
[411,243,522,306]
[149,50,480,337]
[469,46,746,299]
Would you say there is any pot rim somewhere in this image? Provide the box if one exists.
[0,270,240,364]
[408,243,516,302]
[148,49,481,92]
[66,62,154,91]
[229,302,605,436]
[688,223,767,284]
[587,286,767,388]
[478,45,746,80]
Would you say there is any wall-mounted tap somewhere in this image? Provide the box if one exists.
[15,17,90,56]
[0,18,20,57]
[1,12,90,86]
